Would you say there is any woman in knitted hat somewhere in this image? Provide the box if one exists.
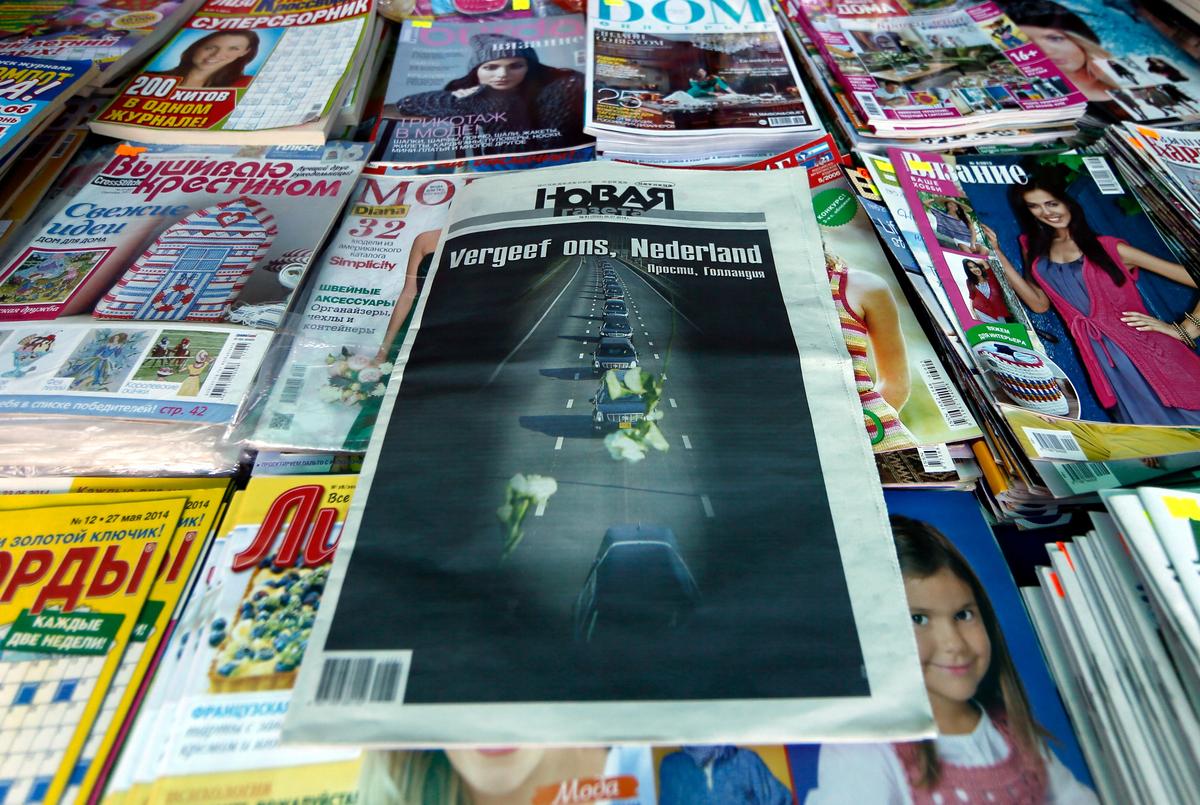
[392,33,584,156]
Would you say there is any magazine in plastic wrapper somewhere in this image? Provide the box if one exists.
[0,0,201,86]
[0,492,188,805]
[792,0,1086,135]
[248,169,477,453]
[791,489,1097,804]
[0,141,366,328]
[585,0,822,157]
[890,148,1200,469]
[282,161,933,746]
[90,0,376,144]
[377,16,594,166]
[109,475,364,805]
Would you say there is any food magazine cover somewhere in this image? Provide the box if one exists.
[0,494,187,804]
[284,162,933,746]
[586,0,821,139]
[378,16,592,165]
[0,141,365,326]
[92,0,375,143]
[250,169,477,452]
[794,0,1086,132]
[790,489,1096,803]
[140,475,363,805]
[892,148,1200,464]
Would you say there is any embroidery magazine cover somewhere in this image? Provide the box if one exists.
[0,493,188,805]
[249,169,477,452]
[0,142,365,327]
[0,0,201,85]
[284,162,933,746]
[130,475,363,805]
[378,15,593,165]
[91,0,376,144]
[792,0,1087,135]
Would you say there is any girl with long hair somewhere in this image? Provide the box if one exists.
[963,258,1010,323]
[1004,0,1117,102]
[984,170,1200,425]
[807,517,1096,803]
[392,34,584,155]
[153,31,259,88]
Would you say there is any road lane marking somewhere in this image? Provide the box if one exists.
[653,353,660,360]
[700,495,714,518]
[669,398,677,408]
[578,353,584,359]
[554,436,564,450]
[486,256,585,385]
[681,434,692,449]
[643,331,649,335]
[535,500,546,517]
[586,330,590,333]
[648,341,654,346]
[566,399,574,408]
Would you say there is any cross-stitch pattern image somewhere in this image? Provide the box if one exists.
[0,249,108,306]
[56,329,150,392]
[0,333,58,379]
[131,331,228,392]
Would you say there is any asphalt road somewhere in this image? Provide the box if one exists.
[329,224,868,703]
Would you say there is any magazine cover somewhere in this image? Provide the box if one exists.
[792,489,1096,803]
[284,162,932,746]
[379,16,593,165]
[795,0,1086,132]
[1125,122,1200,210]
[0,142,365,325]
[653,745,796,804]
[358,746,656,805]
[250,170,477,452]
[91,0,375,144]
[0,317,272,424]
[142,475,362,805]
[586,0,821,138]
[0,494,187,805]
[1138,486,1200,629]
[891,148,1200,463]
[0,0,199,85]
[1001,0,1200,122]
[0,56,95,163]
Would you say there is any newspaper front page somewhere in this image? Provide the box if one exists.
[284,162,932,746]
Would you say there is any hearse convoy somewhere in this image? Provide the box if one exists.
[591,259,646,432]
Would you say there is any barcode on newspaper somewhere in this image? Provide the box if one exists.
[313,652,410,705]
[1082,156,1124,195]
[856,91,885,121]
[280,364,308,406]
[766,115,810,127]
[918,359,974,429]
[1052,460,1116,493]
[1023,427,1088,461]
[208,335,254,400]
[918,444,954,473]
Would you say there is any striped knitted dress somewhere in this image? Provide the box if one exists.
[828,261,917,452]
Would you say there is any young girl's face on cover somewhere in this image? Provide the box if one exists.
[445,748,546,796]
[476,57,528,91]
[905,567,991,713]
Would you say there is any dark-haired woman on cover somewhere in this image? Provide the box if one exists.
[153,31,259,89]
[392,34,584,155]
[964,259,1010,323]
[983,173,1200,425]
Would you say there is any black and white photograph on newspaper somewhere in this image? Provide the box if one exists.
[284,163,932,746]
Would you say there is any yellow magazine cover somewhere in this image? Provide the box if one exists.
[142,475,362,805]
[0,495,187,805]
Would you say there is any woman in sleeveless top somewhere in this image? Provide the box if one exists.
[826,254,917,452]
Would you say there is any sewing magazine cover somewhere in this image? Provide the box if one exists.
[379,15,593,166]
[0,141,365,326]
[792,0,1086,134]
[139,475,363,805]
[585,0,822,146]
[0,0,201,86]
[91,0,376,144]
[891,148,1200,464]
[250,169,477,452]
[284,162,932,746]
[0,493,187,805]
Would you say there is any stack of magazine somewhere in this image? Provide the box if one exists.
[584,0,824,165]
[1024,485,1200,802]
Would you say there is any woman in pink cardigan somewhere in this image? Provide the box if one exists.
[983,172,1200,426]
